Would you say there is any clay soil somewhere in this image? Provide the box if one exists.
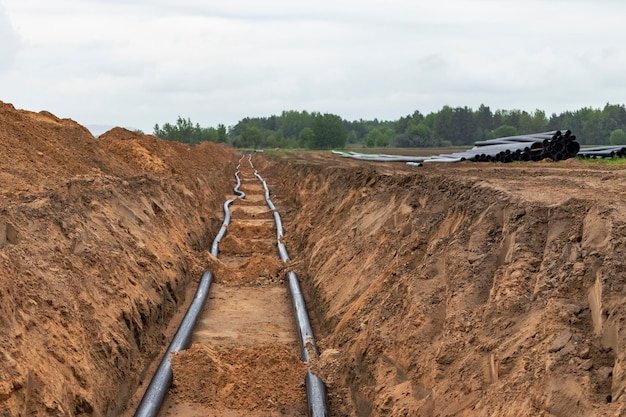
[2,100,626,417]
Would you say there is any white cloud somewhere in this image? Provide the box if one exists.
[1,0,626,131]
[0,2,20,72]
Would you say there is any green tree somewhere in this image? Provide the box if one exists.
[310,113,346,149]
[217,124,227,143]
[299,127,315,148]
[154,116,224,144]
[365,128,384,148]
[609,129,626,145]
[492,125,518,138]
[240,125,263,149]
[407,122,431,141]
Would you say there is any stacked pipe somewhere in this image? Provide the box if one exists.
[332,130,580,165]
[430,130,580,163]
[577,145,626,159]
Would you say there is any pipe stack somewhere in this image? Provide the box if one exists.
[577,145,626,159]
[333,130,581,165]
[432,130,580,163]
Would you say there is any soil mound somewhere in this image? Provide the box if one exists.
[0,101,237,416]
[170,343,306,411]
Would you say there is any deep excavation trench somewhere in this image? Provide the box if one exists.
[260,157,626,417]
[2,103,626,417]
[143,157,309,416]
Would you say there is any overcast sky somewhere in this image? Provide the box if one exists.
[1,0,625,133]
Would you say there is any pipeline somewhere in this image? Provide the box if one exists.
[211,199,235,257]
[133,271,213,417]
[253,161,329,417]
[234,155,246,198]
[333,150,428,163]
[134,154,252,416]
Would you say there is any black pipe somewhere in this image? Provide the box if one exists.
[211,199,234,257]
[566,140,580,155]
[274,211,284,240]
[251,159,328,416]
[233,156,246,198]
[306,370,329,417]
[288,271,328,417]
[288,271,319,361]
[133,271,214,417]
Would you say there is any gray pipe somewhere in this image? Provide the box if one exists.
[133,271,214,417]
[288,271,318,361]
[211,199,234,257]
[251,157,328,417]
[278,242,289,262]
[234,171,245,198]
[274,212,284,240]
[288,272,328,417]
[306,370,328,417]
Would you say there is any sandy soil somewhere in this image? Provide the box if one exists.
[1,100,626,417]
[269,152,626,417]
[158,162,308,417]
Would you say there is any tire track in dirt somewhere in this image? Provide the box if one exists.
[158,158,307,416]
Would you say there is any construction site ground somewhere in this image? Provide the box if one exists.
[1,100,626,416]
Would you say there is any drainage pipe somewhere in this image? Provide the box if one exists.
[133,271,213,417]
[211,199,235,257]
[273,211,284,240]
[287,273,327,416]
[253,159,328,416]
[278,242,290,262]
[306,370,328,417]
[288,271,319,360]
[234,171,245,198]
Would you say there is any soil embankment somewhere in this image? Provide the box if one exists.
[0,101,236,415]
[265,152,626,416]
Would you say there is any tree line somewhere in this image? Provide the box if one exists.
[153,103,626,149]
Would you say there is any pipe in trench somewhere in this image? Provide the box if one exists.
[211,199,235,257]
[253,163,328,416]
[234,170,245,199]
[135,155,248,415]
[306,370,329,417]
[133,271,214,417]
[274,211,284,240]
[288,273,327,417]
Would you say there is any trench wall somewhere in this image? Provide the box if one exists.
[266,160,626,417]
[0,107,238,417]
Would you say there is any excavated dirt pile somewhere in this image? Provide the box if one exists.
[265,153,626,417]
[0,101,237,415]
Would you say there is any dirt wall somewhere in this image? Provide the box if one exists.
[0,101,237,416]
[266,157,626,417]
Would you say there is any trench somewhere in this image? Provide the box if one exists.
[256,157,626,417]
[121,154,626,417]
[128,155,326,417]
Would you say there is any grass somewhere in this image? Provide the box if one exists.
[578,156,626,165]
